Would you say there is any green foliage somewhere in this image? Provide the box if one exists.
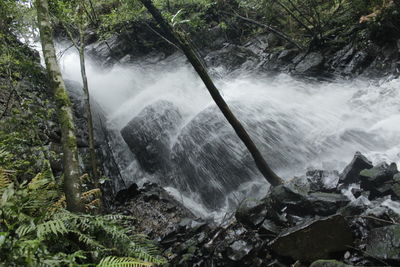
[0,97,55,182]
[238,0,400,46]
[0,171,166,266]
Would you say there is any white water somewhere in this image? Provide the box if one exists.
[60,50,400,218]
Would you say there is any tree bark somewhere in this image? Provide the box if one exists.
[138,0,284,187]
[36,0,84,212]
[78,20,99,183]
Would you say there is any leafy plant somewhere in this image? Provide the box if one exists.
[0,170,166,266]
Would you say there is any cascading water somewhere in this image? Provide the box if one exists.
[60,50,400,219]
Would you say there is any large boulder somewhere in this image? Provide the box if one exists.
[270,215,354,262]
[339,152,373,185]
[366,224,400,262]
[359,162,399,199]
[170,102,316,210]
[294,52,325,75]
[269,185,350,217]
[121,100,183,174]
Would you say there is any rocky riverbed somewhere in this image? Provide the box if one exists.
[113,152,400,266]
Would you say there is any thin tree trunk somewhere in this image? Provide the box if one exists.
[79,24,99,183]
[36,0,84,212]
[138,0,284,187]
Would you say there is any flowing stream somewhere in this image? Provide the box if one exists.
[60,50,400,219]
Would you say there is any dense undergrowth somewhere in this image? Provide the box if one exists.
[0,25,166,267]
[81,0,400,50]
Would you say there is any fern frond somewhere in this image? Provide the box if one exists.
[69,229,105,249]
[16,224,36,237]
[0,168,12,193]
[97,256,154,267]
[37,219,68,238]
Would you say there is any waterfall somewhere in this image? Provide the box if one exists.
[60,50,400,219]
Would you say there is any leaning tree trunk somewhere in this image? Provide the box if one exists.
[138,0,284,187]
[36,0,84,212]
[78,21,99,183]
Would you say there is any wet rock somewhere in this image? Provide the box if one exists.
[339,152,373,185]
[351,188,362,199]
[294,52,324,74]
[307,169,340,192]
[270,215,353,261]
[115,183,139,204]
[340,196,370,216]
[270,185,349,216]
[121,100,183,174]
[366,224,400,261]
[114,182,195,240]
[343,51,372,76]
[226,240,253,262]
[259,219,280,236]
[310,260,353,267]
[236,199,267,228]
[204,44,259,70]
[360,162,398,199]
[308,192,351,216]
[269,185,310,216]
[392,173,400,200]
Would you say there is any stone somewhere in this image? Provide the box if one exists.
[307,169,340,192]
[269,185,311,216]
[351,188,362,199]
[259,219,280,235]
[270,215,354,261]
[310,260,353,267]
[360,162,399,199]
[226,240,253,262]
[391,174,400,200]
[236,199,267,228]
[339,152,373,185]
[366,224,400,261]
[294,52,324,74]
[121,100,183,174]
[270,185,349,216]
[340,196,370,216]
[308,192,351,216]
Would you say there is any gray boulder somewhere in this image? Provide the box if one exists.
[339,152,373,185]
[366,224,400,261]
[121,100,183,174]
[270,215,353,262]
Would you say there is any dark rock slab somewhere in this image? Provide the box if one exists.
[236,198,267,228]
[339,152,373,185]
[270,215,354,262]
[269,185,311,216]
[269,185,350,216]
[360,162,399,199]
[308,192,351,216]
[121,100,183,174]
[366,224,400,261]
[294,52,324,74]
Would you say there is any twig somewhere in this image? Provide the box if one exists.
[222,11,304,50]
[359,215,397,225]
[144,22,181,51]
